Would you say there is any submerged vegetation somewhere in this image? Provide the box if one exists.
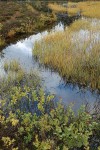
[0,61,100,150]
[33,18,100,90]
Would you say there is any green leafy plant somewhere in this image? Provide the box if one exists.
[0,62,99,150]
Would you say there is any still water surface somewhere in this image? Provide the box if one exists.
[0,21,100,112]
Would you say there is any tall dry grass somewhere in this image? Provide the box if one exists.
[48,2,100,18]
[33,19,100,90]
[67,1,100,18]
[48,3,67,13]
[78,1,100,18]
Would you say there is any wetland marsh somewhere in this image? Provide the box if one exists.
[0,1,100,150]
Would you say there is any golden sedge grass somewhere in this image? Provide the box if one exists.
[48,3,67,13]
[33,19,100,90]
[68,1,100,18]
[48,2,100,18]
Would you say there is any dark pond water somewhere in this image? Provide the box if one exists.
[0,21,100,112]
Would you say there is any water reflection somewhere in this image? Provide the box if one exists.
[0,21,100,111]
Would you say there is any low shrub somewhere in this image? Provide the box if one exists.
[0,62,100,150]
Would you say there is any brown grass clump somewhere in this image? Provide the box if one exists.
[48,3,67,13]
[68,1,100,18]
[7,29,16,38]
[69,19,91,31]
[78,1,100,18]
[48,1,100,18]
[67,7,80,15]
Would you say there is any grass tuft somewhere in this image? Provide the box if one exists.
[4,60,21,72]
[33,19,100,90]
[48,3,67,13]
[68,1,100,18]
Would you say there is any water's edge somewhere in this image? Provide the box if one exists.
[0,22,100,112]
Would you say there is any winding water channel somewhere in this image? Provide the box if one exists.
[0,21,100,112]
